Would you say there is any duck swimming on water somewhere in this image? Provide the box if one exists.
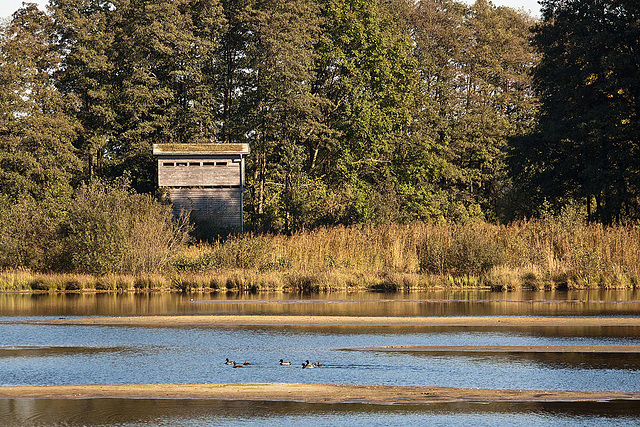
[302,360,316,369]
[225,358,235,365]
[280,359,291,365]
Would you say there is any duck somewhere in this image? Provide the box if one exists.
[279,359,291,366]
[302,360,316,369]
[316,362,328,367]
[225,358,235,365]
[243,360,252,365]
[233,362,244,368]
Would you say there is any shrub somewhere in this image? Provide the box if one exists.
[418,223,506,276]
[0,195,65,271]
[60,181,191,274]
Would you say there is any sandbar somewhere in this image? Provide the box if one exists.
[0,383,639,404]
[15,315,640,328]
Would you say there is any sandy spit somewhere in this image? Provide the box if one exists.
[1,383,639,404]
[14,315,640,328]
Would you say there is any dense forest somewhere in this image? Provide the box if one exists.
[0,0,639,274]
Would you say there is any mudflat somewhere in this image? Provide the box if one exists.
[16,315,640,327]
[1,383,639,404]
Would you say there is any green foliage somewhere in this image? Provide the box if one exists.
[0,0,568,252]
[511,0,640,223]
[241,0,324,232]
[0,7,77,270]
[59,181,192,274]
[0,5,81,204]
[0,195,64,270]
[312,0,417,224]
[50,0,116,181]
[408,0,538,222]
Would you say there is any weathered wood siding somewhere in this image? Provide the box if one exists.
[168,188,243,230]
[157,157,241,187]
[153,143,249,232]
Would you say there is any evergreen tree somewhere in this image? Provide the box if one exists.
[104,0,224,193]
[0,4,81,204]
[51,0,115,180]
[217,0,254,145]
[0,5,81,269]
[514,0,640,222]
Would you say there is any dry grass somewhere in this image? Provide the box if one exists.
[2,219,639,292]
[174,220,640,290]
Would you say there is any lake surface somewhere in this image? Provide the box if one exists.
[4,399,640,426]
[1,290,640,425]
[2,288,640,317]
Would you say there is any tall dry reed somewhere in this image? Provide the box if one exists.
[3,219,639,292]
[174,219,640,289]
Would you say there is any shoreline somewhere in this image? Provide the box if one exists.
[0,383,639,404]
[1,284,638,294]
[2,269,638,294]
[14,315,640,328]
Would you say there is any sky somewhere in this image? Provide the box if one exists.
[2,0,542,21]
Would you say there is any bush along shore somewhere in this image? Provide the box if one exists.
[1,218,639,293]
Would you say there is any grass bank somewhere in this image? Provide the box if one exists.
[2,219,639,292]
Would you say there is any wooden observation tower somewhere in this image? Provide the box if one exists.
[153,143,250,232]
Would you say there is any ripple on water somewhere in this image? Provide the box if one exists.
[2,399,640,427]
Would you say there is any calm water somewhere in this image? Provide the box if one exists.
[3,399,640,426]
[1,290,640,425]
[2,289,640,317]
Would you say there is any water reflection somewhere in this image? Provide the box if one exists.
[1,290,640,424]
[1,289,640,318]
[1,398,640,426]
[0,346,129,358]
[178,324,640,341]
[395,350,640,370]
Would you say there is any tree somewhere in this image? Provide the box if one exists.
[217,0,254,145]
[103,0,224,193]
[451,0,537,220]
[402,0,468,222]
[515,0,640,223]
[0,4,81,204]
[51,0,116,180]
[407,0,537,222]
[0,5,81,270]
[241,0,324,232]
[313,0,417,224]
